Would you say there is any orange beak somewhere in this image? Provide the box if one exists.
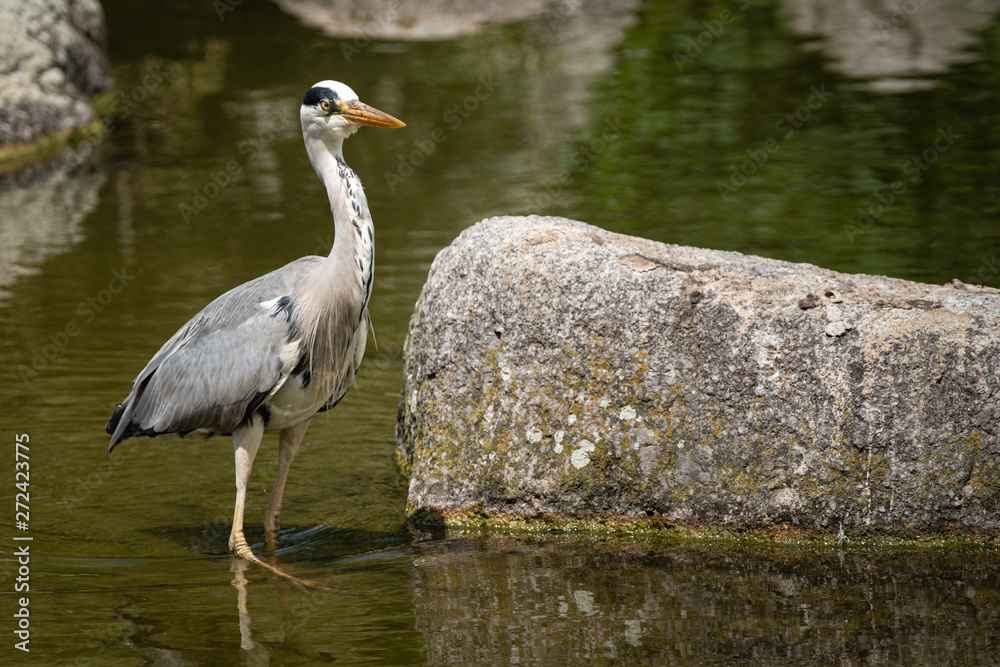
[342,100,405,129]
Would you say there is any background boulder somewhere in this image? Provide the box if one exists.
[0,0,110,153]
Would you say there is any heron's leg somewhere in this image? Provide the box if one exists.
[264,418,311,548]
[224,417,327,590]
[229,417,265,557]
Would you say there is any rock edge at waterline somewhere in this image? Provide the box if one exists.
[397,216,1000,537]
[0,0,110,167]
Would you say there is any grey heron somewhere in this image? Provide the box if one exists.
[106,81,404,580]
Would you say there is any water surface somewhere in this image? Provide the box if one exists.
[2,0,999,663]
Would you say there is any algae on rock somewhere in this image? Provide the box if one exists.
[397,216,1000,535]
[0,0,110,163]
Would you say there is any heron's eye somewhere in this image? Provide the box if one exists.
[319,99,332,113]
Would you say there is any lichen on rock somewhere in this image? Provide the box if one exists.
[0,0,110,160]
[397,215,1000,536]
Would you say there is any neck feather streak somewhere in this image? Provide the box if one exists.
[297,137,375,386]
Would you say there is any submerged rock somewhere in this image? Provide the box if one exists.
[397,216,1000,535]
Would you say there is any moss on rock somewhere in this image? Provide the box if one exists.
[398,216,1000,538]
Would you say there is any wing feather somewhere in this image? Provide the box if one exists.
[106,257,322,449]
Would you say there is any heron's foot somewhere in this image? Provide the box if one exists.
[230,531,257,560]
[229,531,328,591]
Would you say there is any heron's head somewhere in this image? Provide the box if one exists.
[300,80,404,142]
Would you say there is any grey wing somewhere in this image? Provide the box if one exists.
[106,258,320,450]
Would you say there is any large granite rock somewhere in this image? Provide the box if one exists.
[0,0,110,151]
[397,216,1000,535]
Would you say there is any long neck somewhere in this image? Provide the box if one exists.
[306,135,375,309]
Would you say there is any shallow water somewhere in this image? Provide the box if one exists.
[2,0,1000,664]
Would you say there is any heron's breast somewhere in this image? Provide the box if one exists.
[263,371,329,429]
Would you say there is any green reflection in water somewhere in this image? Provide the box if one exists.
[540,2,1000,287]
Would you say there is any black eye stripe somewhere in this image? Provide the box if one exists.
[302,86,338,108]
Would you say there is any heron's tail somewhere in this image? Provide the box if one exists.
[105,398,134,452]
